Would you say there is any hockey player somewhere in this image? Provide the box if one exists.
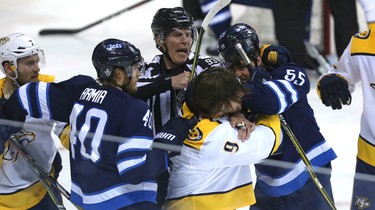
[218,23,337,209]
[317,29,375,209]
[1,38,195,210]
[131,7,223,206]
[0,33,65,210]
[163,66,283,210]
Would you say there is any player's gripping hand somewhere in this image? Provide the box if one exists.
[261,44,292,71]
[317,73,351,110]
[154,116,198,155]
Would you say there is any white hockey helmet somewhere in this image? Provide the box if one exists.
[0,33,46,80]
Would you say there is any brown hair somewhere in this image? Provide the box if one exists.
[190,66,249,117]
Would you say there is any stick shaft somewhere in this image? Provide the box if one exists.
[39,0,152,35]
[8,136,67,209]
[235,44,337,210]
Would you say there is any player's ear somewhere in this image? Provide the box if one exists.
[3,62,16,77]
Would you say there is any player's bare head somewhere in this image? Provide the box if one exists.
[92,38,145,89]
[218,23,260,69]
[190,66,248,117]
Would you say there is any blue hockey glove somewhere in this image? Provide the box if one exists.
[317,73,351,110]
[261,44,292,71]
[250,66,271,83]
[154,116,198,155]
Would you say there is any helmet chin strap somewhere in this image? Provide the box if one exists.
[3,65,21,87]
[156,43,181,69]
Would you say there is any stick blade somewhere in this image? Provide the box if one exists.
[201,0,231,30]
[39,29,80,36]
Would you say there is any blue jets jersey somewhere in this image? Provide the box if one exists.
[243,63,337,196]
[4,75,168,210]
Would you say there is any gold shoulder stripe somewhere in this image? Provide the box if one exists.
[184,119,220,150]
[38,74,56,82]
[351,30,375,55]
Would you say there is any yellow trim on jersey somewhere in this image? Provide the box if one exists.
[181,102,195,120]
[358,136,375,166]
[350,30,375,55]
[0,78,5,99]
[256,114,282,154]
[0,181,47,210]
[163,183,255,210]
[59,125,71,150]
[0,163,57,210]
[38,74,56,83]
[369,22,375,30]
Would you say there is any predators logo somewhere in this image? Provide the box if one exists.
[187,127,203,141]
[3,129,36,162]
[355,196,371,209]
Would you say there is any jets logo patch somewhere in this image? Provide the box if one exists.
[355,196,371,209]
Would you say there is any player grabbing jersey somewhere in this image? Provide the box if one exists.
[218,23,337,210]
[163,67,283,210]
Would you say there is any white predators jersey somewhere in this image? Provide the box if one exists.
[163,114,283,210]
[326,30,375,166]
[0,74,66,210]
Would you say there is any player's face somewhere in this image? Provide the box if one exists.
[230,63,251,83]
[163,28,193,67]
[16,54,40,85]
[125,64,141,94]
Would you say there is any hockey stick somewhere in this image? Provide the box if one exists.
[176,0,231,106]
[304,41,331,75]
[8,136,67,210]
[190,0,231,79]
[39,0,152,35]
[234,43,337,210]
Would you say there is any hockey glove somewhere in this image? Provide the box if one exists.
[317,73,351,110]
[261,44,292,71]
[250,66,271,83]
[154,116,198,155]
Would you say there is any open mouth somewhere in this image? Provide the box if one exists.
[176,48,188,55]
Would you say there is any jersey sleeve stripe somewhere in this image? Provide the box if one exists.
[264,81,287,113]
[118,137,153,152]
[37,82,52,119]
[277,80,299,106]
[118,155,147,175]
[71,181,157,205]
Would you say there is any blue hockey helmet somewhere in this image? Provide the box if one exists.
[92,39,145,81]
[218,23,260,67]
